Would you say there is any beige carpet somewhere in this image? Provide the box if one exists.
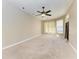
[3,34,76,59]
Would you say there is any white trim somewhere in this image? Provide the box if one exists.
[2,34,41,50]
[68,43,77,53]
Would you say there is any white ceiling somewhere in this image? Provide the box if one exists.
[7,0,73,20]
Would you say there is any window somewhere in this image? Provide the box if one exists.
[43,19,64,34]
[43,21,56,34]
[56,19,63,33]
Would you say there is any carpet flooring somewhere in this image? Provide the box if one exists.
[3,34,76,59]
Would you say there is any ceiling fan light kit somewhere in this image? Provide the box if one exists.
[41,14,46,17]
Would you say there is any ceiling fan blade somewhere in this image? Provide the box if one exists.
[46,14,51,16]
[46,10,51,13]
[37,11,42,13]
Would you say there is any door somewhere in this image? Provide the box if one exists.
[65,22,69,40]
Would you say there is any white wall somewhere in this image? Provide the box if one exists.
[68,1,77,49]
[2,0,41,48]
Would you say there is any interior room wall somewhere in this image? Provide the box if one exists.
[68,0,77,49]
[2,0,41,48]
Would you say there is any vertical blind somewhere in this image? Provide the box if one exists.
[43,19,63,34]
[43,21,56,33]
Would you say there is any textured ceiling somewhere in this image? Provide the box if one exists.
[7,0,73,20]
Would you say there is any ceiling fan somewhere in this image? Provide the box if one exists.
[36,6,52,17]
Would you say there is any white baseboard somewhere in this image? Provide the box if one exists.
[2,34,41,50]
[68,43,77,53]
